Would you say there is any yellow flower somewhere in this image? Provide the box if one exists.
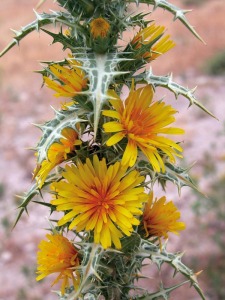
[36,234,80,295]
[51,155,147,249]
[131,23,175,61]
[142,192,185,240]
[44,58,87,98]
[103,83,184,172]
[90,17,110,39]
[34,127,81,188]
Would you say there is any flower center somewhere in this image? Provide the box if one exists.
[122,113,150,137]
[94,187,113,211]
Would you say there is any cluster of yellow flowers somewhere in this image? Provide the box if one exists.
[35,18,185,294]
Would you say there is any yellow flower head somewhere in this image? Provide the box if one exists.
[103,84,184,172]
[131,23,175,61]
[34,127,81,188]
[90,17,110,39]
[36,234,80,295]
[142,192,185,240]
[51,155,147,249]
[44,57,87,98]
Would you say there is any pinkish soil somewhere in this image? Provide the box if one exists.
[0,0,225,299]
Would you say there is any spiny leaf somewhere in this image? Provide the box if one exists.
[67,243,104,300]
[118,36,165,76]
[135,69,217,119]
[163,162,205,196]
[139,239,206,300]
[132,0,205,43]
[13,184,40,229]
[138,160,199,195]
[13,172,59,228]
[0,11,84,57]
[73,52,129,139]
[40,28,84,51]
[57,0,95,18]
[123,12,150,29]
[132,280,190,299]
[35,106,86,164]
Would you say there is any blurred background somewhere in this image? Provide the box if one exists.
[0,0,225,299]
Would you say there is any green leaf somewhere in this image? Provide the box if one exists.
[57,0,95,18]
[138,160,200,195]
[132,280,190,299]
[67,243,104,300]
[132,0,205,43]
[0,11,85,57]
[139,239,206,300]
[13,172,59,228]
[135,69,217,119]
[35,105,86,164]
[74,52,129,139]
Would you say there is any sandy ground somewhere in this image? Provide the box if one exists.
[0,0,225,299]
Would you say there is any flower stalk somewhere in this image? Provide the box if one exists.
[1,0,211,299]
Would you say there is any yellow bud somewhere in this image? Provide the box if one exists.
[90,17,110,39]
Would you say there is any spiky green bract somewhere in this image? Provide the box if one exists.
[13,173,60,228]
[57,0,95,18]
[131,0,204,43]
[133,69,216,119]
[73,52,129,138]
[0,0,204,57]
[53,234,204,299]
[56,0,203,42]
[64,238,144,300]
[35,106,86,165]
[0,11,86,57]
[126,281,192,300]
[65,243,104,300]
[139,237,206,300]
[137,160,199,196]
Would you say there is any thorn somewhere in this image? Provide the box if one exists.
[191,86,197,93]
[10,28,21,36]
[50,105,58,113]
[35,0,47,9]
[32,164,41,181]
[195,270,203,277]
[178,251,185,258]
[178,186,181,197]
[173,269,178,277]
[25,146,36,151]
[33,9,41,19]
[183,9,193,14]
[31,123,43,129]
[153,0,160,10]
[15,194,24,200]
[87,266,102,281]
[174,10,184,20]
[13,37,20,45]
[105,248,122,254]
